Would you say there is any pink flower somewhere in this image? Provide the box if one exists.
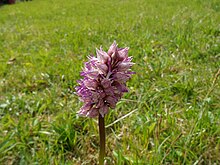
[76,41,135,118]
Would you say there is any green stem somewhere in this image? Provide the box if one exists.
[99,114,105,165]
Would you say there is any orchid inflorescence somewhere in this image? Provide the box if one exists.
[76,41,135,118]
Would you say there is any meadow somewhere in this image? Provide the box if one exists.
[0,0,220,164]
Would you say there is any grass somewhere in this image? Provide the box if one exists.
[0,0,220,164]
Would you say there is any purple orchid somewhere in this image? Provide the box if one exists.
[76,41,135,118]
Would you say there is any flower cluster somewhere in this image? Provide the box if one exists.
[75,41,134,118]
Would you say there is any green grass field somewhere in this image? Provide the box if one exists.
[0,0,220,164]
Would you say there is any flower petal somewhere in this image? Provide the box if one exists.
[78,103,92,116]
[105,96,117,109]
[108,41,117,56]
[99,105,109,117]
[84,79,98,90]
[96,48,110,64]
[101,78,111,88]
[96,63,108,74]
[86,108,99,118]
[117,47,129,61]
[117,61,134,72]
[113,72,131,83]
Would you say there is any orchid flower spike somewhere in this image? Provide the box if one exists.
[75,41,135,118]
